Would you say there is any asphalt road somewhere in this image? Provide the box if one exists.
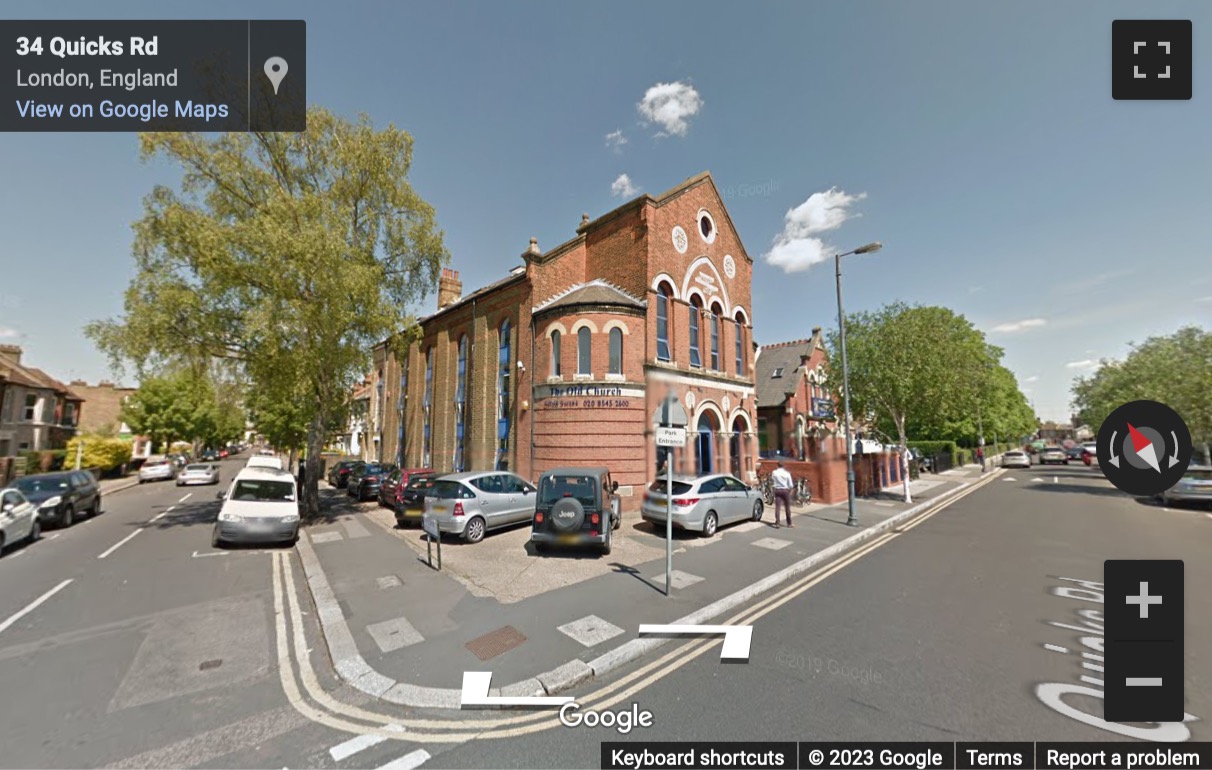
[2,460,1208,769]
[420,464,1212,768]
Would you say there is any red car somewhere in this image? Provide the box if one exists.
[377,468,436,508]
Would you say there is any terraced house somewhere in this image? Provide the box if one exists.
[370,172,760,510]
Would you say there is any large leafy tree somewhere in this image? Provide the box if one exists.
[1072,326,1211,462]
[87,107,448,518]
[119,368,216,452]
[825,303,1008,502]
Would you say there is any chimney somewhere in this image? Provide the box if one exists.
[0,344,21,364]
[811,326,822,336]
[437,268,462,310]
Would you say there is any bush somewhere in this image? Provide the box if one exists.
[63,435,133,473]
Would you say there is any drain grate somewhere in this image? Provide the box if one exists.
[199,659,223,671]
[465,625,526,661]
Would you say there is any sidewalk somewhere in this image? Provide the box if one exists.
[99,475,140,495]
[294,464,1000,709]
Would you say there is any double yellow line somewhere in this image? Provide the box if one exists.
[270,471,1000,742]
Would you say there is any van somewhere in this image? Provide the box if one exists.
[246,455,284,470]
[212,466,299,547]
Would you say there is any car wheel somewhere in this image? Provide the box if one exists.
[751,500,764,521]
[211,529,223,548]
[91,498,101,516]
[26,518,41,543]
[61,506,74,528]
[600,527,612,556]
[701,511,718,538]
[464,516,486,544]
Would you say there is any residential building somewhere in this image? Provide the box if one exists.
[65,379,153,458]
[372,172,759,509]
[0,345,84,455]
[754,328,843,460]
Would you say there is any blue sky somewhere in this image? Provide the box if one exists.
[3,0,1210,421]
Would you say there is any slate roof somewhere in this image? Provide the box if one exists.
[533,279,646,313]
[754,337,818,408]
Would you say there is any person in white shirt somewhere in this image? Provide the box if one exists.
[771,461,795,527]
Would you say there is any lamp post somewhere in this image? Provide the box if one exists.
[835,241,882,527]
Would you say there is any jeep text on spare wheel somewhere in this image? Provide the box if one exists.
[530,467,621,556]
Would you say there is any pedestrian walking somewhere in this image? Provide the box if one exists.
[976,446,985,473]
[771,460,794,527]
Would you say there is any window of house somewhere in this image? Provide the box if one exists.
[709,307,720,370]
[454,335,468,472]
[577,326,592,376]
[422,346,433,467]
[656,286,671,362]
[551,330,561,377]
[773,367,784,378]
[698,210,716,243]
[397,359,407,467]
[63,403,75,425]
[23,394,36,421]
[689,299,702,368]
[608,327,623,375]
[735,319,744,374]
[496,320,511,470]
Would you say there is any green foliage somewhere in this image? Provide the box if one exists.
[64,435,133,472]
[1072,326,1211,454]
[85,107,449,517]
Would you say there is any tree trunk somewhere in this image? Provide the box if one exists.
[303,409,325,520]
[896,416,912,504]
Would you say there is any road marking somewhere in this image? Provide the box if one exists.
[1044,644,1069,653]
[179,493,192,503]
[98,530,142,559]
[1054,477,1059,484]
[375,749,431,770]
[0,579,72,635]
[460,671,574,706]
[192,551,229,558]
[10,551,25,558]
[47,533,60,541]
[329,725,405,761]
[638,624,753,660]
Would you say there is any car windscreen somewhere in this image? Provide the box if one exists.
[15,475,69,493]
[538,476,597,506]
[230,480,295,502]
[405,476,435,490]
[1182,469,1212,482]
[648,480,694,495]
[428,480,471,499]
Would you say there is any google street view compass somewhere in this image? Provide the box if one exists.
[1097,400,1192,497]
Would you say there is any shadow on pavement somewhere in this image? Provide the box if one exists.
[1023,483,1132,498]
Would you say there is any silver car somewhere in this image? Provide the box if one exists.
[1001,450,1031,469]
[421,471,537,543]
[641,473,764,537]
[177,463,221,486]
[138,457,177,483]
[1038,446,1068,465]
[1161,466,1212,509]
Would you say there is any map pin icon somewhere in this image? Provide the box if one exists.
[264,57,288,95]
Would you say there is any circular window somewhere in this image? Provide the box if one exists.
[697,210,716,244]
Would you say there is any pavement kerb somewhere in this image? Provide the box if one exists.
[100,477,141,495]
[294,468,1002,709]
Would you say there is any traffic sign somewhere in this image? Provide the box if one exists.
[651,394,688,427]
[654,426,687,446]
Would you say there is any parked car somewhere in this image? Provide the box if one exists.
[327,460,358,489]
[1159,466,1212,509]
[530,467,621,555]
[348,462,396,500]
[1065,446,1085,463]
[212,466,300,547]
[394,474,438,527]
[1081,447,1097,466]
[1001,450,1031,469]
[177,463,221,486]
[908,447,933,474]
[641,473,763,537]
[13,470,102,528]
[0,487,42,552]
[139,456,177,483]
[200,449,220,462]
[1038,446,1068,465]
[421,471,537,543]
[378,468,435,509]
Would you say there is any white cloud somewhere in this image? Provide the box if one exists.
[605,129,627,152]
[1024,375,1039,383]
[763,188,867,273]
[637,81,702,137]
[611,173,640,198]
[991,318,1047,333]
[1066,359,1098,369]
[0,327,20,339]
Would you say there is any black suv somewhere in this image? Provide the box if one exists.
[530,467,620,555]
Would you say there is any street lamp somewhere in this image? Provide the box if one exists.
[835,241,882,527]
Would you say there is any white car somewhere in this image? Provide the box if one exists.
[177,463,221,486]
[0,487,42,553]
[246,455,284,470]
[1001,450,1031,469]
[138,457,177,483]
[212,466,300,547]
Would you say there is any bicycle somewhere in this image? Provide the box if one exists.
[794,477,813,507]
[756,473,775,507]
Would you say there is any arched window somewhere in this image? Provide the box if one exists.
[495,320,511,470]
[422,346,433,468]
[454,335,468,471]
[550,330,561,377]
[577,326,592,375]
[709,303,721,371]
[688,297,702,368]
[655,285,671,362]
[734,318,744,375]
[608,327,623,375]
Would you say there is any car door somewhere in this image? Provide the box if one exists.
[469,475,507,526]
[697,477,726,519]
[502,474,537,524]
[720,476,751,522]
[72,472,96,510]
[1,489,34,542]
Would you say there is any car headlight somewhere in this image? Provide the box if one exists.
[218,512,240,522]
[42,496,62,508]
[281,514,300,523]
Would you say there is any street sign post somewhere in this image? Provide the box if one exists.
[652,391,688,596]
[422,514,441,570]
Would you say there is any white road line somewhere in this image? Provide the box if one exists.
[178,493,192,503]
[1053,477,1059,484]
[46,533,60,541]
[0,579,72,635]
[192,551,228,558]
[97,529,142,559]
[374,749,431,770]
[329,726,405,761]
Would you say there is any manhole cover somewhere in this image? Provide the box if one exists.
[199,659,223,671]
[465,625,526,661]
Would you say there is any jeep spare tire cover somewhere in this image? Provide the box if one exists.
[550,498,585,531]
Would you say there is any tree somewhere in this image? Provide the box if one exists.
[86,107,448,518]
[120,369,215,452]
[825,303,998,502]
[1072,326,1212,462]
